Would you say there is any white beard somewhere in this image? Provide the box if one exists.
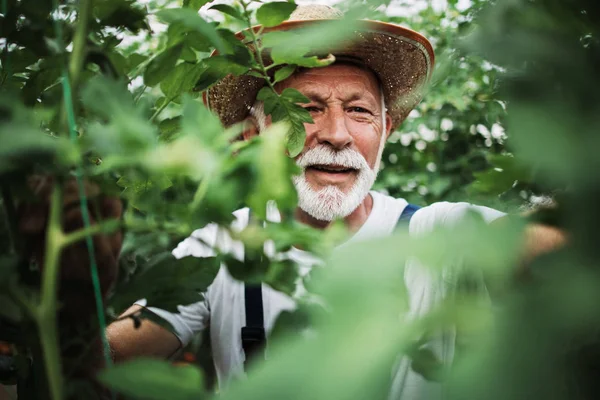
[292,146,379,222]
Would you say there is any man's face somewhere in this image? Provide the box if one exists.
[275,63,392,221]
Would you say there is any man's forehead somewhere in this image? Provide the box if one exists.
[276,63,382,98]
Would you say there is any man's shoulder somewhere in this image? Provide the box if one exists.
[409,201,506,235]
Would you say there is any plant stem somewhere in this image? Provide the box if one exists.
[69,0,92,91]
[37,185,65,400]
[190,177,211,211]
[150,97,173,122]
[134,85,148,103]
[240,0,277,92]
[62,218,122,247]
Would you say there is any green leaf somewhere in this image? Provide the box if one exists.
[180,44,197,62]
[273,65,296,83]
[209,4,244,21]
[193,55,250,92]
[186,0,211,11]
[158,117,181,142]
[0,100,72,173]
[256,87,311,157]
[98,358,204,400]
[264,19,359,64]
[247,122,298,218]
[156,8,228,55]
[144,45,183,87]
[110,253,220,313]
[127,53,147,71]
[271,49,335,68]
[81,77,158,157]
[181,96,222,147]
[280,87,310,104]
[160,62,206,100]
[256,2,297,28]
[94,0,150,32]
[116,175,173,193]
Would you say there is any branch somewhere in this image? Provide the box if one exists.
[62,218,122,247]
[69,0,93,91]
[240,0,277,92]
[37,184,65,400]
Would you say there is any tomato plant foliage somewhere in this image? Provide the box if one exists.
[1,0,600,399]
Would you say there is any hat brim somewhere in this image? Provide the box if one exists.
[203,19,434,131]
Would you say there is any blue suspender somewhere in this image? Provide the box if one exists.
[396,203,421,228]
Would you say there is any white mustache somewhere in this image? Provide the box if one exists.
[296,146,370,171]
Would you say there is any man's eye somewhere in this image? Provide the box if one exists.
[349,107,370,113]
[303,106,321,112]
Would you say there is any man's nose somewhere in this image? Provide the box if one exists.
[315,108,353,150]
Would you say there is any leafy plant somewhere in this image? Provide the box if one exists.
[1,0,599,399]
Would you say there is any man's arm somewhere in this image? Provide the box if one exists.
[107,305,182,362]
[490,216,567,281]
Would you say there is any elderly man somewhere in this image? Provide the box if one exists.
[102,5,566,399]
[13,4,562,399]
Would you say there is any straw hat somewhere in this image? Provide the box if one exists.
[204,4,434,131]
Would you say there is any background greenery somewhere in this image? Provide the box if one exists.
[1,0,598,399]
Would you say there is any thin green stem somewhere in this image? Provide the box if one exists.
[38,185,65,400]
[150,97,173,122]
[134,85,147,103]
[62,218,122,247]
[190,177,211,211]
[240,0,276,92]
[69,0,92,91]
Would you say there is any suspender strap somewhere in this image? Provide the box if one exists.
[396,203,421,228]
[242,283,266,368]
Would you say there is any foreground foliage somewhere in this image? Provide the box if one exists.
[0,0,599,399]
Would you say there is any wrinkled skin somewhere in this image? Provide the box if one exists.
[247,63,393,231]
[277,63,391,194]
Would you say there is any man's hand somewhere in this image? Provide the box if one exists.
[491,214,567,282]
[17,175,124,317]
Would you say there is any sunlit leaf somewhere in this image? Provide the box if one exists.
[209,4,244,21]
[273,65,296,83]
[256,2,297,28]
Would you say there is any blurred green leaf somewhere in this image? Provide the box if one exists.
[247,122,298,218]
[111,253,220,313]
[144,45,183,87]
[181,96,223,147]
[99,358,204,400]
[156,8,228,55]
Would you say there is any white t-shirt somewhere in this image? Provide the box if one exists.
[136,191,504,398]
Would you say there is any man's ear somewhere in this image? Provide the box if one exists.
[242,117,259,141]
[385,113,393,139]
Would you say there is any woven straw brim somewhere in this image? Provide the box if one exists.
[204,20,434,131]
